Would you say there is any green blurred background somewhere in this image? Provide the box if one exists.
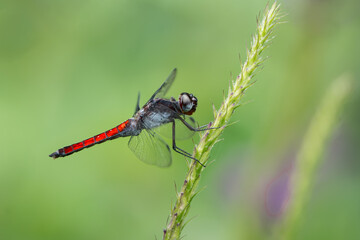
[1,0,359,239]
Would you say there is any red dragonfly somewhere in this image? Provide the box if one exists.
[49,69,214,167]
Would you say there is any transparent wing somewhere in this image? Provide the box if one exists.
[147,68,177,103]
[133,92,141,116]
[128,129,172,167]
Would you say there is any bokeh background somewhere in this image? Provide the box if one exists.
[1,0,359,239]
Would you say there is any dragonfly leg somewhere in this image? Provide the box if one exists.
[172,121,205,167]
[178,117,220,132]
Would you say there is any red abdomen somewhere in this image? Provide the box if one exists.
[49,120,130,159]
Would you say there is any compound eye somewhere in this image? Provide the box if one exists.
[181,94,192,112]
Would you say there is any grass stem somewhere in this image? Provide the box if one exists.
[163,2,283,239]
[277,74,353,239]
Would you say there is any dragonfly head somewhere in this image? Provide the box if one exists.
[179,93,197,115]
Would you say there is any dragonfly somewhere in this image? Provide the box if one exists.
[49,68,215,167]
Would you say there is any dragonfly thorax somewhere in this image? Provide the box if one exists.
[141,110,172,129]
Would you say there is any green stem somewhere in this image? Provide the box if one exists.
[163,2,282,239]
[277,74,353,239]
